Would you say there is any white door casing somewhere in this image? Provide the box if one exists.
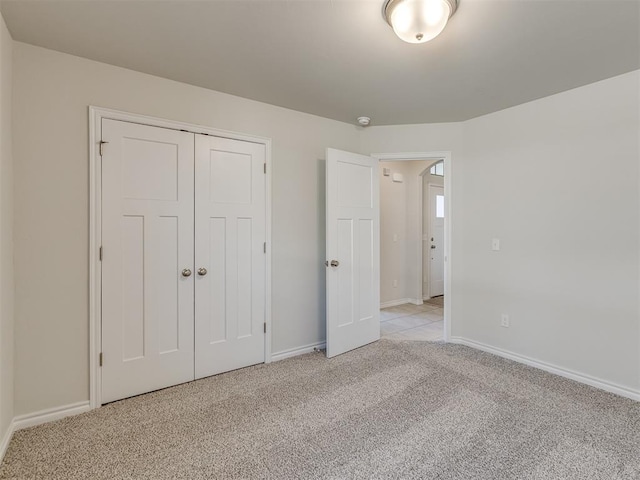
[194,135,266,378]
[326,148,380,358]
[101,119,195,404]
[429,184,445,297]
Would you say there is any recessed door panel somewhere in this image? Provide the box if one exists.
[101,119,195,404]
[195,135,266,379]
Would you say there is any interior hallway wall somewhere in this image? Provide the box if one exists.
[0,12,14,446]
[12,42,360,415]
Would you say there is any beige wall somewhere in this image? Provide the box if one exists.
[0,12,14,443]
[364,71,640,394]
[12,42,360,415]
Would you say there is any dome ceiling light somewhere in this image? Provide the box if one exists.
[382,0,458,44]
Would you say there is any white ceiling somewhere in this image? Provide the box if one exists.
[1,0,638,125]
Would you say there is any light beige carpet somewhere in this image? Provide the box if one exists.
[1,340,639,479]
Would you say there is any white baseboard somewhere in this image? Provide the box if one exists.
[450,337,640,402]
[0,400,91,464]
[407,298,423,306]
[380,298,410,309]
[271,342,326,362]
[13,401,91,431]
[0,421,15,464]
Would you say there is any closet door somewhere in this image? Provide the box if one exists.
[194,135,266,379]
[101,119,195,404]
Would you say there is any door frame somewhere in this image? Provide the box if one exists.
[89,106,273,409]
[373,151,451,342]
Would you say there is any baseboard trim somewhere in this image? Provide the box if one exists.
[450,337,640,402]
[13,401,91,431]
[380,298,411,309]
[271,342,326,362]
[407,298,423,306]
[0,421,15,464]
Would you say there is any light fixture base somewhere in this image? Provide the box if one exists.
[357,116,371,127]
[382,0,458,26]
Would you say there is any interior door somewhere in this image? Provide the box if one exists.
[325,148,380,358]
[101,119,195,404]
[194,135,266,379]
[429,184,445,297]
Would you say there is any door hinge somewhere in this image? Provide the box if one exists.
[99,352,103,367]
[99,246,103,261]
[264,163,266,174]
[264,322,267,333]
[99,141,108,156]
[263,242,266,253]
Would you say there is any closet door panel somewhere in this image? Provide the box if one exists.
[195,135,266,379]
[101,119,195,404]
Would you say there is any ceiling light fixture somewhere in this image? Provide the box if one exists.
[383,0,458,44]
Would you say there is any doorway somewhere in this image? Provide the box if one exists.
[377,155,448,342]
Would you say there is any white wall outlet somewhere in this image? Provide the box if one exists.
[501,314,510,328]
[392,279,398,288]
[492,238,500,251]
[393,233,398,242]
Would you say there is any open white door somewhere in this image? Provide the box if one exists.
[326,148,380,358]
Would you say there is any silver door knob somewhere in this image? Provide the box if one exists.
[330,260,339,267]
[430,245,436,249]
[197,267,208,276]
[181,268,192,277]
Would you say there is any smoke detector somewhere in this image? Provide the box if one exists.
[357,116,371,126]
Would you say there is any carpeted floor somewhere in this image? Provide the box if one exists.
[1,340,639,479]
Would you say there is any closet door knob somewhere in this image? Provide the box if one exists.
[181,268,192,277]
[197,268,208,276]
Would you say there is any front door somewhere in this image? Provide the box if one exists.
[428,184,445,297]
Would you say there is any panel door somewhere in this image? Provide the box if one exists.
[325,148,380,358]
[101,119,195,404]
[429,184,445,297]
[194,135,266,379]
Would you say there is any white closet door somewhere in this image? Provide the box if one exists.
[325,148,380,358]
[101,119,195,404]
[194,135,266,379]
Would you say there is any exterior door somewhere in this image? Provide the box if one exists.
[101,119,195,403]
[325,148,380,358]
[429,184,445,297]
[194,135,266,379]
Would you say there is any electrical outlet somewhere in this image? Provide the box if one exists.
[492,238,500,251]
[501,314,510,328]
[392,279,398,288]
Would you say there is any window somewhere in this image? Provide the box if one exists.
[436,195,444,218]
[430,161,444,177]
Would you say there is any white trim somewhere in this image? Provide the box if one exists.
[271,342,326,362]
[0,422,14,463]
[451,337,640,402]
[13,401,92,431]
[380,298,412,309]
[373,151,452,342]
[89,106,273,408]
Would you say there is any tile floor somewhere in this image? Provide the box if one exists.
[380,298,444,342]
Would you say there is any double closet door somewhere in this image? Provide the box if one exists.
[100,119,266,404]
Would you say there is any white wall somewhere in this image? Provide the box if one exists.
[12,42,360,415]
[364,71,640,394]
[0,12,14,448]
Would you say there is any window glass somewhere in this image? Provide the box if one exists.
[430,162,444,176]
[436,195,444,218]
